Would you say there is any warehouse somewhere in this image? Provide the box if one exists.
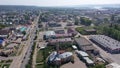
[90,35,120,54]
[48,38,73,45]
[75,37,95,52]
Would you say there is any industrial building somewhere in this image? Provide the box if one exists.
[75,37,96,52]
[48,38,73,45]
[76,50,94,66]
[90,35,120,53]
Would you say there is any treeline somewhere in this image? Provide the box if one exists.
[74,17,92,26]
[102,24,120,41]
[80,17,92,26]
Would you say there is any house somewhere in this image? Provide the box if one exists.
[84,29,96,35]
[0,30,11,38]
[0,40,6,47]
[67,28,77,36]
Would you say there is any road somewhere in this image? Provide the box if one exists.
[9,13,40,68]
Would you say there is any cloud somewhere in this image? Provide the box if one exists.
[0,0,120,6]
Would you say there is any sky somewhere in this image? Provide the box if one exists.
[0,0,120,6]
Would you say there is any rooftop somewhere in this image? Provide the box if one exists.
[75,37,92,46]
[90,35,120,50]
[45,31,56,36]
[83,57,94,64]
[76,50,89,57]
[106,62,120,68]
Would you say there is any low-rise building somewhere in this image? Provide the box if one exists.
[0,30,11,39]
[47,51,73,65]
[75,37,95,52]
[0,40,6,47]
[84,29,96,35]
[43,31,56,40]
[90,35,120,53]
[106,62,120,68]
[48,38,73,45]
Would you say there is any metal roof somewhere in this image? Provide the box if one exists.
[106,62,120,68]
[76,50,89,57]
[45,31,56,36]
[90,35,120,50]
[75,37,92,46]
[83,57,94,64]
[58,52,73,59]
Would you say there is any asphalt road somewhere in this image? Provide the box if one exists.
[20,15,40,68]
[9,14,40,68]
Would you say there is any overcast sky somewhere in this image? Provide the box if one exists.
[0,0,120,6]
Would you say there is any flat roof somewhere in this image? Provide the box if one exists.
[49,38,72,43]
[75,37,92,46]
[106,62,120,68]
[83,57,94,64]
[45,31,56,36]
[76,50,89,57]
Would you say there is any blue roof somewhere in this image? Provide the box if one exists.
[20,27,27,32]
[0,40,4,44]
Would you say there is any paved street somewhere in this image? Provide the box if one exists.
[9,13,40,68]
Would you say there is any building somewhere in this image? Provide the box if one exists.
[47,51,73,65]
[48,22,61,27]
[84,29,96,35]
[75,37,96,52]
[106,62,120,68]
[43,31,56,40]
[0,40,6,47]
[90,35,120,53]
[0,30,11,38]
[67,28,77,36]
[48,38,73,45]
[76,50,89,58]
[83,57,94,66]
[55,30,65,34]
[55,33,72,38]
[44,31,72,40]
[76,50,94,66]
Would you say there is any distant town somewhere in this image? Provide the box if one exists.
[0,5,120,68]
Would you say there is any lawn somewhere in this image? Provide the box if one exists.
[36,64,44,68]
[36,44,74,68]
[36,46,55,68]
[36,50,44,63]
[75,27,87,35]
[2,64,10,68]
